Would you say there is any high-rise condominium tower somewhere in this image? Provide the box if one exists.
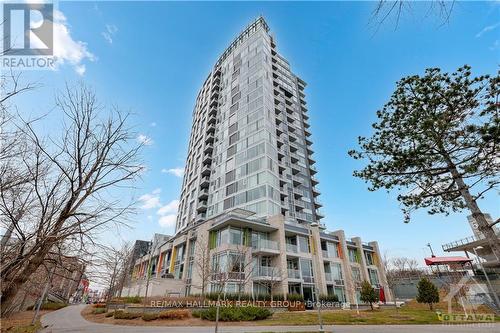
[175,17,322,232]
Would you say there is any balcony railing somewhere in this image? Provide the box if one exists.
[253,266,278,278]
[286,243,298,253]
[210,272,245,281]
[252,239,278,252]
[287,269,301,279]
[441,229,499,251]
[303,276,315,283]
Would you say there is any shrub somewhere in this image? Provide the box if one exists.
[416,277,440,310]
[287,293,304,302]
[28,302,67,311]
[194,306,272,321]
[93,308,106,314]
[93,303,106,308]
[360,281,379,310]
[122,296,142,304]
[113,310,141,320]
[141,313,158,321]
[223,293,253,301]
[319,294,339,303]
[105,311,114,318]
[158,309,190,320]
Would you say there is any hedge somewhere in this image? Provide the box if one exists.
[319,294,339,302]
[93,308,106,314]
[27,302,67,311]
[287,294,304,302]
[158,309,190,320]
[113,310,141,319]
[192,306,272,321]
[141,313,158,321]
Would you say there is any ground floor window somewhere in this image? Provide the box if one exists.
[331,286,346,302]
[288,283,301,295]
[253,282,270,295]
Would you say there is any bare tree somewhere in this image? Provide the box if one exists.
[89,242,132,304]
[0,82,143,314]
[254,265,284,302]
[193,234,211,296]
[371,1,456,29]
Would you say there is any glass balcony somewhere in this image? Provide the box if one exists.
[286,243,298,253]
[287,269,301,279]
[252,239,278,252]
[253,266,280,279]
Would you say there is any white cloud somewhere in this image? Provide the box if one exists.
[137,134,154,146]
[30,9,95,75]
[157,199,179,229]
[158,215,177,228]
[102,24,118,44]
[476,22,500,38]
[157,200,179,216]
[75,64,86,76]
[150,122,157,127]
[161,167,184,178]
[138,188,161,209]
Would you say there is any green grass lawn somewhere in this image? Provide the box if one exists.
[259,306,495,326]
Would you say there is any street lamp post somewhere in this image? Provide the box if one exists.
[314,286,324,333]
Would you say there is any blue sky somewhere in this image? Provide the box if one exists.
[12,1,500,263]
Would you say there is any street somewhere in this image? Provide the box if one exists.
[40,305,499,333]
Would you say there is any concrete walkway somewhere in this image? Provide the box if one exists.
[41,304,499,333]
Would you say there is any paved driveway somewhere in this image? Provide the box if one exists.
[41,304,499,333]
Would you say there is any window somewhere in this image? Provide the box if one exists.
[299,258,313,278]
[368,268,380,286]
[364,252,374,266]
[230,103,239,114]
[298,236,309,253]
[348,248,358,263]
[225,170,235,183]
[228,228,243,245]
[229,132,239,145]
[331,263,343,282]
[351,267,362,283]
[226,182,237,195]
[229,123,238,135]
[227,145,236,157]
[231,91,241,104]
[333,287,346,302]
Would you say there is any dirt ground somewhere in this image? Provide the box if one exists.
[0,310,50,332]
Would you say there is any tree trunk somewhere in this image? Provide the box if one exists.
[448,165,500,261]
[1,243,53,315]
[429,303,433,311]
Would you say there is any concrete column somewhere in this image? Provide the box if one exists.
[310,224,327,295]
[333,230,356,303]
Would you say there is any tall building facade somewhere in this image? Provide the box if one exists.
[176,17,322,232]
[124,17,390,306]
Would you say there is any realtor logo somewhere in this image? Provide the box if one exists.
[3,2,53,56]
